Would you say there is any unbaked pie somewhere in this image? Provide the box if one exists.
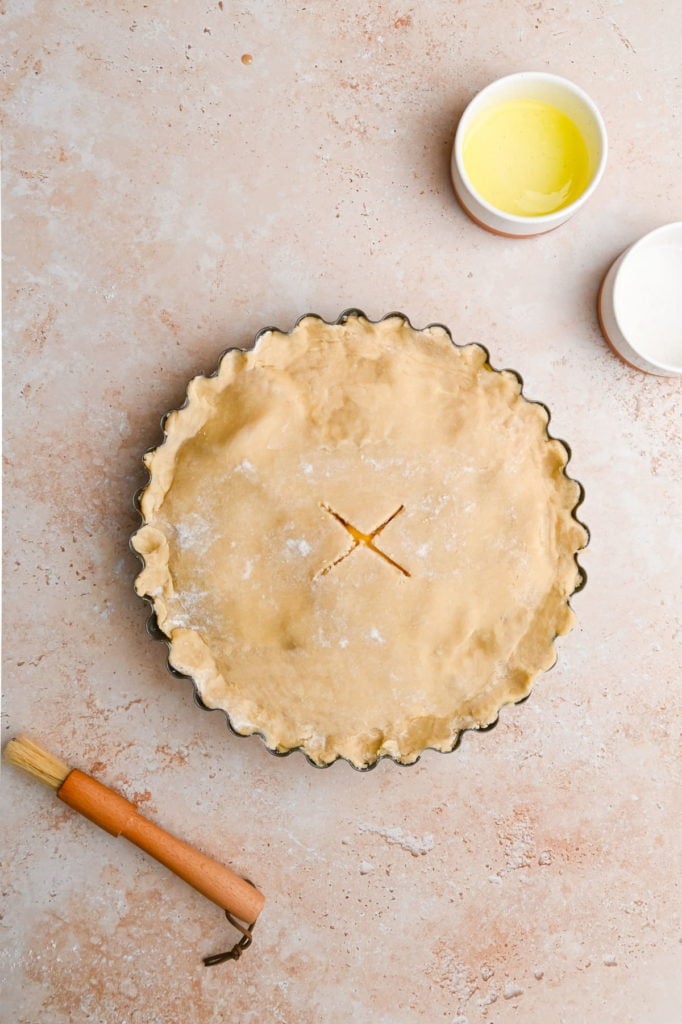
[132,310,587,768]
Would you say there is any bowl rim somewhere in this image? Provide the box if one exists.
[452,70,608,227]
[610,221,682,374]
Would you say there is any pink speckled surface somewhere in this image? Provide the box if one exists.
[2,2,681,1022]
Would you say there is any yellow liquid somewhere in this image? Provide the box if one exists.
[463,99,591,217]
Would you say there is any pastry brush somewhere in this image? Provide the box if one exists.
[4,735,265,964]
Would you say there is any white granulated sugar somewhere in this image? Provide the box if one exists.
[338,638,349,648]
[368,628,384,643]
[301,462,313,475]
[286,538,312,557]
[234,459,257,477]
[416,543,430,557]
[241,560,253,580]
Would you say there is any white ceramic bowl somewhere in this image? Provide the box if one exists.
[451,71,608,238]
[598,222,682,377]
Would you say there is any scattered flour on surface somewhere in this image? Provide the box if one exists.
[286,538,312,557]
[495,815,536,872]
[314,629,331,648]
[171,588,212,629]
[359,824,434,857]
[174,513,213,555]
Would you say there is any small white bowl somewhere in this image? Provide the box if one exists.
[598,222,682,377]
[451,71,608,238]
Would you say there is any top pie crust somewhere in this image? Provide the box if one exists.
[132,312,587,768]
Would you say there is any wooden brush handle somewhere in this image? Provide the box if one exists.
[58,770,264,925]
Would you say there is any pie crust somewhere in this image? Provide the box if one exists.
[132,311,587,769]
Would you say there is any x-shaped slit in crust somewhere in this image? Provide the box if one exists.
[317,503,411,578]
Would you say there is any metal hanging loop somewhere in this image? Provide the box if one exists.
[203,909,256,967]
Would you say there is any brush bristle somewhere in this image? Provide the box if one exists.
[4,736,71,789]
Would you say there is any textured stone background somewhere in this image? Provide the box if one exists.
[2,2,681,1022]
